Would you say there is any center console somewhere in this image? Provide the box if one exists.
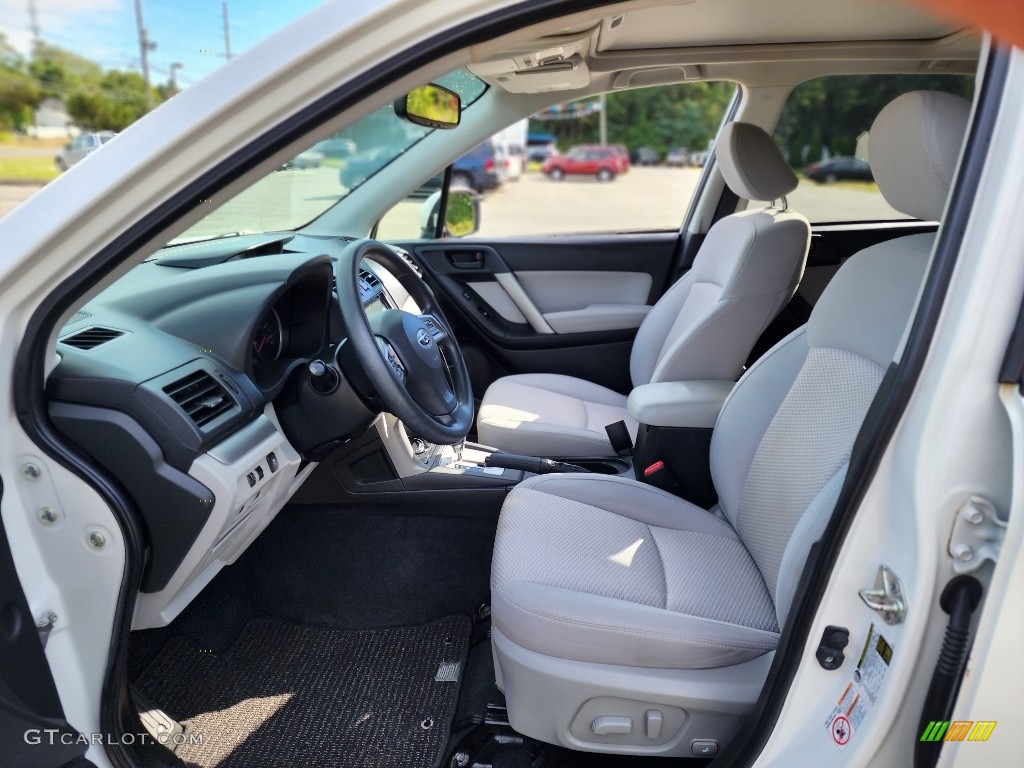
[626,380,734,506]
[325,380,734,500]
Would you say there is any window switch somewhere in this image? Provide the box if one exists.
[246,472,256,487]
[255,465,264,481]
[267,452,279,473]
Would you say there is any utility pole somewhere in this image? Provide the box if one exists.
[133,0,155,111]
[169,62,183,91]
[222,2,232,60]
[27,0,41,48]
[27,0,41,49]
[598,93,607,146]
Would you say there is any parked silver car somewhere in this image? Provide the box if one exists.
[55,131,117,171]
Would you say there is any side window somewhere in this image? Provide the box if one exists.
[377,81,736,240]
[776,74,974,223]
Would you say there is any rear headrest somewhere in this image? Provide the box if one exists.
[869,91,971,222]
[717,122,798,202]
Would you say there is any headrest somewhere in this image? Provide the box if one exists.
[717,122,798,202]
[869,91,971,222]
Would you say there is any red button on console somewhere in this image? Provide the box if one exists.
[644,460,665,477]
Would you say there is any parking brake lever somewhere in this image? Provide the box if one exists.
[484,451,592,475]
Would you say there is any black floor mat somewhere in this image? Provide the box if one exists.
[134,615,471,768]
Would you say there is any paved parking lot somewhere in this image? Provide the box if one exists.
[1,166,904,238]
[382,166,904,239]
[0,184,45,218]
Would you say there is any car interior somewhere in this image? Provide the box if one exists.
[36,1,984,767]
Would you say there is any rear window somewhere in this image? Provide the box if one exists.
[774,74,974,223]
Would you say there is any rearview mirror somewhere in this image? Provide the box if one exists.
[396,84,461,130]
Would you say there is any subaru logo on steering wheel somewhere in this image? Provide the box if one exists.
[416,328,432,347]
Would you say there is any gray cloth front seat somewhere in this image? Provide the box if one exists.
[478,123,810,457]
[489,91,971,756]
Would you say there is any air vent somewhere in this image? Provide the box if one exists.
[359,267,381,289]
[163,370,236,427]
[60,326,124,350]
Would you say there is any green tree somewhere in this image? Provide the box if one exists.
[66,70,149,131]
[0,33,42,131]
[530,81,735,156]
[774,74,974,167]
[28,42,103,100]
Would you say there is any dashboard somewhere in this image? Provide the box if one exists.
[46,232,408,629]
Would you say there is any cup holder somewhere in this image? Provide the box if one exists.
[568,457,631,475]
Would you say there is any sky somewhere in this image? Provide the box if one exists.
[0,0,328,87]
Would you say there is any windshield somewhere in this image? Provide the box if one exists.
[172,69,486,243]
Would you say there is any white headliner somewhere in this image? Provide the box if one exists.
[596,0,961,51]
[467,0,978,94]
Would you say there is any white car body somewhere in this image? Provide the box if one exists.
[0,2,1022,767]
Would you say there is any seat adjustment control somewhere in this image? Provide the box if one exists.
[591,715,632,736]
[645,710,663,739]
[691,739,719,756]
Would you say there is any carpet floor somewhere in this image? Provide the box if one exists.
[134,615,471,768]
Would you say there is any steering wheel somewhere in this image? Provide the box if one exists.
[335,239,473,445]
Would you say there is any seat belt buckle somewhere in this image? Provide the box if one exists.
[605,420,634,457]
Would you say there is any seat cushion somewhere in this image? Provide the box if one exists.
[491,474,780,669]
[477,373,638,457]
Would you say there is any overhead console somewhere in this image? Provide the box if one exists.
[468,29,596,93]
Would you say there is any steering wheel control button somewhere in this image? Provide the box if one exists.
[416,328,432,347]
[267,452,279,473]
[691,739,719,756]
[591,716,632,736]
[246,472,257,487]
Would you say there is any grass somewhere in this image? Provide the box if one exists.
[0,133,68,149]
[0,155,60,183]
[795,171,879,193]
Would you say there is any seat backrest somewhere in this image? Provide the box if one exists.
[708,91,972,627]
[630,123,810,387]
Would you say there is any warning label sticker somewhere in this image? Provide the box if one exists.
[824,623,893,751]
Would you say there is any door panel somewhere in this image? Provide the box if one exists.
[0,480,93,768]
[514,270,652,333]
[400,232,677,394]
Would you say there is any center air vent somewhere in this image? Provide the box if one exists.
[60,326,124,350]
[163,370,236,427]
[359,267,381,289]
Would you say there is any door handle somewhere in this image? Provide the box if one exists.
[446,250,485,269]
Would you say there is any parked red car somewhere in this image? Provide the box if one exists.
[542,145,626,181]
